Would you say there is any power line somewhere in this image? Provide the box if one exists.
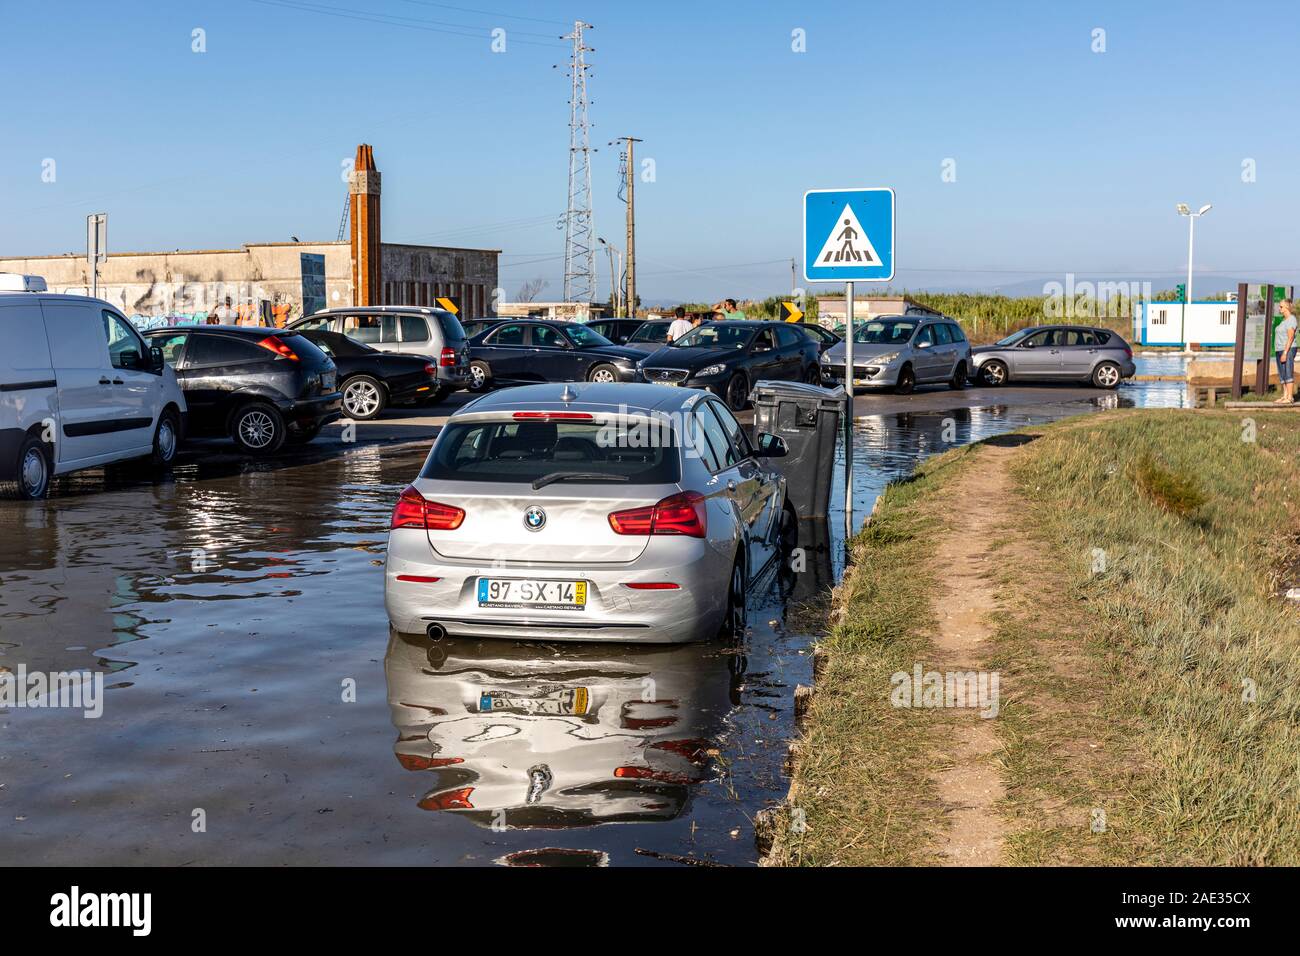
[247,0,568,46]
[393,0,572,27]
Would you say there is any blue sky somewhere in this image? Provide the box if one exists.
[3,0,1298,301]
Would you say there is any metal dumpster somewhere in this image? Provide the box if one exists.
[751,380,848,519]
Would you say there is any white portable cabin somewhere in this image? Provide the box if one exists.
[1132,300,1238,347]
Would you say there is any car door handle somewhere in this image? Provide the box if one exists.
[112,378,124,385]
[727,479,737,492]
[99,377,112,385]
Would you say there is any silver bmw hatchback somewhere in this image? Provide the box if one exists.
[384,382,793,643]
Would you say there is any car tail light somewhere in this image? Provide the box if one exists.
[623,582,680,590]
[417,787,475,811]
[256,335,300,361]
[390,485,465,530]
[423,363,437,375]
[395,574,441,583]
[609,491,706,538]
[512,411,594,421]
[439,347,456,367]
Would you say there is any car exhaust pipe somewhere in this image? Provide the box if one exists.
[426,622,447,642]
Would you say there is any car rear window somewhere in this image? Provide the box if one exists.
[421,418,681,485]
[435,312,466,343]
[630,322,669,343]
[185,334,273,367]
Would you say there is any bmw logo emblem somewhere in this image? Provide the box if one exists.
[524,506,547,531]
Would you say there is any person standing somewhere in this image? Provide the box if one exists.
[667,306,693,342]
[1274,298,1298,404]
[713,298,746,321]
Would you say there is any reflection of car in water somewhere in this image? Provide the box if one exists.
[385,631,739,828]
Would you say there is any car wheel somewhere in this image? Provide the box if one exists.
[469,361,492,392]
[3,434,52,500]
[587,363,619,384]
[342,375,386,420]
[725,373,749,411]
[150,408,180,467]
[1092,361,1122,389]
[980,360,1008,387]
[949,361,968,390]
[779,502,798,553]
[719,555,747,641]
[894,363,916,395]
[231,402,286,455]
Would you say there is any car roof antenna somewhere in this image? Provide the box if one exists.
[560,384,578,402]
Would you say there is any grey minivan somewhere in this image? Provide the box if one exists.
[819,314,972,393]
[290,305,471,401]
[969,325,1136,389]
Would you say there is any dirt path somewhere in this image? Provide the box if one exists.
[925,440,1025,865]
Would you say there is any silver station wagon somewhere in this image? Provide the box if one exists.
[384,382,795,643]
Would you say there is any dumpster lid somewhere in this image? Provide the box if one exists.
[752,379,848,402]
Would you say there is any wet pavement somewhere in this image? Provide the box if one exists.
[0,368,1184,866]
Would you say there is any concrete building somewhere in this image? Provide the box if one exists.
[815,295,940,327]
[1132,300,1238,347]
[0,144,499,330]
[495,301,606,322]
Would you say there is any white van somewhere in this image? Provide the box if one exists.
[0,273,187,499]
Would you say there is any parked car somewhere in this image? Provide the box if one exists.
[623,319,674,353]
[292,328,440,420]
[288,306,470,401]
[461,318,504,339]
[969,325,1136,389]
[466,320,645,391]
[638,320,821,411]
[383,381,794,643]
[143,326,341,454]
[820,314,971,394]
[585,318,644,344]
[801,323,842,354]
[0,274,186,499]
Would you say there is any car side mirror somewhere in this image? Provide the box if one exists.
[119,348,143,369]
[1021,340,1035,348]
[150,346,165,372]
[916,340,931,349]
[756,432,788,458]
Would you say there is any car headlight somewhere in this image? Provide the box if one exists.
[697,363,727,377]
[872,352,899,365]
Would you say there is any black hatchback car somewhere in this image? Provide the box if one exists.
[143,326,342,454]
[467,319,645,390]
[585,317,643,344]
[638,320,821,410]
[291,329,441,420]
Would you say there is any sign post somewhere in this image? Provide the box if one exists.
[86,213,107,299]
[803,187,895,540]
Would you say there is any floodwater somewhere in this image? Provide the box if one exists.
[0,374,1181,866]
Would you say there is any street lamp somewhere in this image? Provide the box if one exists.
[597,237,624,317]
[1176,202,1212,350]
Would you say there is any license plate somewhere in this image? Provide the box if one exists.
[650,379,681,386]
[321,371,336,391]
[477,577,587,610]
[476,687,590,716]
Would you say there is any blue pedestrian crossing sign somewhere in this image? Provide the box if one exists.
[803,187,895,283]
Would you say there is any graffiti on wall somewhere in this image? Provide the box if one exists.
[55,271,307,332]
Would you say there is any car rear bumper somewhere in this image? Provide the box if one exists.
[282,392,343,429]
[436,366,472,390]
[384,531,726,643]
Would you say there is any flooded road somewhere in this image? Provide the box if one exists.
[0,373,1181,865]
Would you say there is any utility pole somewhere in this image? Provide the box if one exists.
[561,21,596,305]
[614,136,641,317]
[791,258,797,295]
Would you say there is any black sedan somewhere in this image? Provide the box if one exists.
[144,326,342,454]
[801,323,842,354]
[638,320,821,410]
[467,320,644,390]
[623,319,673,353]
[461,318,504,339]
[292,328,441,420]
[585,318,643,344]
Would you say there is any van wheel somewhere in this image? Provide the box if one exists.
[231,402,286,455]
[4,435,52,500]
[949,361,968,390]
[151,409,180,466]
[341,375,386,420]
[719,556,747,641]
